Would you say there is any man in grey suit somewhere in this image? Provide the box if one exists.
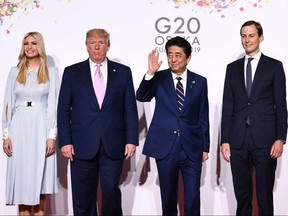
[221,20,287,215]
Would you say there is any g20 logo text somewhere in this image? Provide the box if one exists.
[154,17,201,53]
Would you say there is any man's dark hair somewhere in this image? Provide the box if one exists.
[165,36,192,57]
[240,20,263,37]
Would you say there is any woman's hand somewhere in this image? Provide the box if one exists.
[46,139,56,157]
[3,138,13,157]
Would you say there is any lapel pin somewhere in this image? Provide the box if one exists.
[190,80,195,88]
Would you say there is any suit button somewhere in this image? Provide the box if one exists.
[248,102,250,105]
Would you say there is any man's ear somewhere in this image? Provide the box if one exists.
[260,35,264,42]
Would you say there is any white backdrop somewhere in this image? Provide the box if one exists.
[1,0,288,215]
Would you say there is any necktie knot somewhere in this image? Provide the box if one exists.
[247,57,253,63]
[95,64,102,74]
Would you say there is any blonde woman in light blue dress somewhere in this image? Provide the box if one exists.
[2,32,59,215]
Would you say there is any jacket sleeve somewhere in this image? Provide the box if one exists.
[136,74,157,102]
[273,61,287,141]
[2,67,18,139]
[47,67,60,140]
[221,64,234,144]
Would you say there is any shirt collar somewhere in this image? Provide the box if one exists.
[246,51,261,62]
[171,70,187,81]
[89,58,107,68]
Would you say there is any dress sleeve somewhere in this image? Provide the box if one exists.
[2,67,17,139]
[47,67,60,140]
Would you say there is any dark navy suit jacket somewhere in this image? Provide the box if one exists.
[136,69,210,162]
[221,54,287,148]
[57,58,139,160]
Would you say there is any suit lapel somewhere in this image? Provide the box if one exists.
[82,59,99,105]
[182,71,195,113]
[237,57,247,98]
[168,70,196,114]
[101,59,116,108]
[250,54,266,98]
[163,70,178,110]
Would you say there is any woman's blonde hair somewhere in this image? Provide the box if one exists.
[16,32,49,84]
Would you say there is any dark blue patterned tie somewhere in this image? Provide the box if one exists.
[176,77,184,111]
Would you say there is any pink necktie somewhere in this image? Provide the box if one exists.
[94,64,105,108]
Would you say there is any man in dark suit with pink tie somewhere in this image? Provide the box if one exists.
[57,28,138,216]
[137,36,210,216]
[221,20,287,215]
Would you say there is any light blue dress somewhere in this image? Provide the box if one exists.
[2,66,59,205]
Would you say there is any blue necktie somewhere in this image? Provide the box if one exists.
[176,77,184,111]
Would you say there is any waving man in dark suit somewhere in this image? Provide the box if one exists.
[221,20,287,215]
[137,36,210,216]
[57,29,138,216]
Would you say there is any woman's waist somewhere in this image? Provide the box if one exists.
[15,101,47,108]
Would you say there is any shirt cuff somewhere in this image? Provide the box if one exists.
[48,128,57,140]
[2,128,9,140]
[145,73,154,80]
